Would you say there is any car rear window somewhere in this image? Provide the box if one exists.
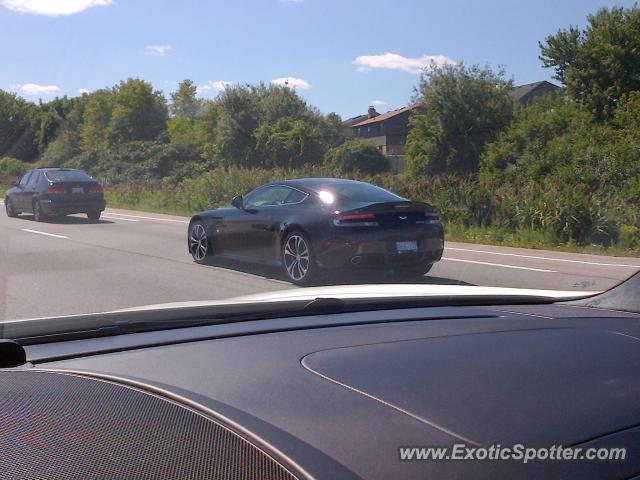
[314,182,404,203]
[44,170,93,182]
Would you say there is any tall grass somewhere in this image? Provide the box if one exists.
[103,166,640,256]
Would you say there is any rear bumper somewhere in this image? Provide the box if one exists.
[39,197,106,215]
[315,223,444,270]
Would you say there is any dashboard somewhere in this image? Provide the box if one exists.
[3,294,639,479]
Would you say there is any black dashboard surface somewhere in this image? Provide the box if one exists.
[23,302,640,479]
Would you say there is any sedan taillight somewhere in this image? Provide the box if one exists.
[333,213,379,227]
[89,185,104,193]
[48,185,66,194]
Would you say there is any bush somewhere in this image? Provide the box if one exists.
[619,225,640,250]
[325,138,389,174]
[0,156,30,178]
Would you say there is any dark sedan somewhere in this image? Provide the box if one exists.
[188,178,444,284]
[4,168,106,222]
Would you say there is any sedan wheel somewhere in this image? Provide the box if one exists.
[189,222,210,263]
[33,201,45,222]
[5,198,18,218]
[282,232,316,285]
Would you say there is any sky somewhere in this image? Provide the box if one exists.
[0,0,636,118]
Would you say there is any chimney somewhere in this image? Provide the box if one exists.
[367,106,379,119]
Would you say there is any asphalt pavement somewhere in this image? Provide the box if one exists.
[1,201,638,320]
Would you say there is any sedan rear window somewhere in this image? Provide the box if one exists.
[44,170,93,182]
[314,183,404,203]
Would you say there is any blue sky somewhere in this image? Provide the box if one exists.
[0,0,635,118]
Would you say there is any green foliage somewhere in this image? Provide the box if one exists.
[108,79,168,143]
[254,118,325,168]
[214,83,334,167]
[325,138,389,174]
[170,80,203,120]
[0,156,30,178]
[619,225,640,250]
[0,90,38,161]
[480,92,640,246]
[65,141,202,185]
[406,64,514,177]
[540,5,640,119]
[81,89,112,149]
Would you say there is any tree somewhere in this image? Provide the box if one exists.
[214,85,264,166]
[325,138,389,174]
[539,6,640,120]
[81,89,113,149]
[170,79,203,120]
[42,97,86,165]
[406,64,514,177]
[108,79,168,143]
[0,90,38,161]
[318,112,345,148]
[253,118,325,169]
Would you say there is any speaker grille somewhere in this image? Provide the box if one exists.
[0,371,298,480]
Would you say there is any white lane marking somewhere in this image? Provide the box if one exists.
[447,247,640,269]
[101,215,140,222]
[104,212,188,224]
[442,257,557,273]
[21,229,69,239]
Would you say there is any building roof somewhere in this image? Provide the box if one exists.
[510,81,559,102]
[342,114,368,127]
[350,104,420,128]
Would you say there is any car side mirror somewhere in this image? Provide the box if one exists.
[231,196,244,209]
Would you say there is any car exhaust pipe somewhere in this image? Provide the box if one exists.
[350,256,363,265]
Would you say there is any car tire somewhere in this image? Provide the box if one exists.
[33,200,46,222]
[396,263,433,279]
[281,230,318,286]
[5,197,18,217]
[189,221,211,264]
[87,210,101,222]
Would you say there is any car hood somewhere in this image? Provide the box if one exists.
[118,284,596,312]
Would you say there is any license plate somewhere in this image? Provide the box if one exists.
[72,187,84,194]
[396,240,418,253]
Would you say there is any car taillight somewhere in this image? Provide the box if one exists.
[425,212,439,223]
[48,185,66,194]
[333,213,379,227]
[89,185,103,193]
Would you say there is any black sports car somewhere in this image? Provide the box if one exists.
[4,167,106,222]
[188,178,444,284]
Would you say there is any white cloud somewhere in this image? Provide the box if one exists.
[197,80,233,95]
[11,83,61,96]
[370,99,386,106]
[144,45,173,56]
[1,0,112,16]
[353,52,457,74]
[78,88,90,94]
[271,77,310,90]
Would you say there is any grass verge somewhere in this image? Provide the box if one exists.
[105,189,640,258]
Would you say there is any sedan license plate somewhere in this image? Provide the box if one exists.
[396,240,418,253]
[72,187,84,194]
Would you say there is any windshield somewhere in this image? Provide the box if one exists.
[1,0,640,327]
[313,182,404,204]
[44,170,94,182]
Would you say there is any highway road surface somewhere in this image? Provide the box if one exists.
[1,201,639,320]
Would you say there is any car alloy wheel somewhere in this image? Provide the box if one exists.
[283,233,311,283]
[189,222,209,263]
